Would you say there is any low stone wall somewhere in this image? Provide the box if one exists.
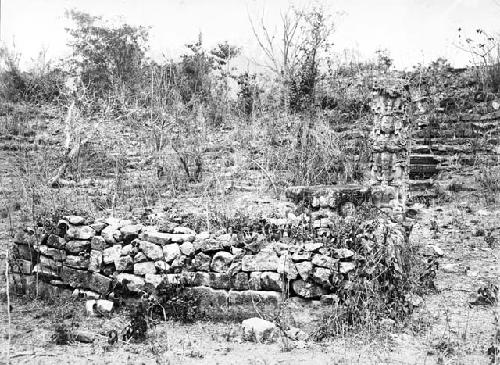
[10,185,407,320]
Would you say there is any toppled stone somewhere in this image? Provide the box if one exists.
[65,240,91,254]
[423,245,444,257]
[285,327,308,341]
[163,244,181,263]
[66,225,95,240]
[120,224,143,239]
[241,317,276,343]
[115,255,133,271]
[292,279,327,298]
[179,241,195,256]
[295,261,313,281]
[102,245,121,264]
[139,241,163,260]
[134,262,156,276]
[115,273,145,292]
[193,252,211,271]
[96,299,114,313]
[211,251,234,272]
[89,250,102,272]
[242,251,279,272]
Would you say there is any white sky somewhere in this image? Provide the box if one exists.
[2,0,500,70]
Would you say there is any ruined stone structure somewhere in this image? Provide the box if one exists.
[370,78,411,218]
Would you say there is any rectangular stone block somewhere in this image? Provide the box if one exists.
[241,251,279,272]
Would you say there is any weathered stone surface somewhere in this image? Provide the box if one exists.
[173,226,195,235]
[179,241,195,256]
[241,251,279,272]
[90,236,107,251]
[211,251,234,272]
[134,252,148,263]
[66,255,89,269]
[33,264,59,278]
[320,294,339,306]
[102,245,121,264]
[312,254,338,269]
[231,272,249,290]
[101,226,122,245]
[292,252,312,262]
[292,279,327,298]
[163,244,181,263]
[90,221,107,233]
[64,215,86,225]
[241,317,276,343]
[194,238,224,253]
[66,225,95,240]
[115,255,133,271]
[120,224,143,238]
[154,260,170,273]
[145,273,163,288]
[334,248,355,259]
[46,234,66,249]
[184,287,229,318]
[260,272,282,291]
[39,246,66,260]
[139,240,163,260]
[193,252,211,271]
[311,267,331,286]
[134,262,156,276]
[249,272,262,290]
[60,266,92,289]
[39,254,59,269]
[89,273,111,294]
[295,261,313,281]
[12,259,33,274]
[227,290,281,319]
[115,273,145,292]
[209,273,231,289]
[120,244,135,256]
[193,272,210,286]
[88,250,102,272]
[277,254,298,280]
[339,262,356,274]
[65,240,90,254]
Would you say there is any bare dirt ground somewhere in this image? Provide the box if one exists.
[1,195,499,365]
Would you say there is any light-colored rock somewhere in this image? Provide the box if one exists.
[139,240,163,260]
[163,244,181,263]
[101,225,122,244]
[173,226,195,235]
[423,245,444,257]
[134,261,156,276]
[89,250,102,272]
[242,251,279,272]
[295,261,313,281]
[134,252,148,263]
[285,327,308,341]
[211,251,234,272]
[66,225,95,240]
[64,216,86,225]
[334,248,354,259]
[154,260,170,272]
[145,273,163,288]
[260,272,282,291]
[241,317,276,343]
[193,252,211,271]
[339,262,356,274]
[102,245,121,264]
[66,255,89,269]
[96,299,114,313]
[312,254,338,269]
[277,254,299,280]
[85,300,97,315]
[120,224,143,238]
[179,241,195,256]
[312,267,331,285]
[121,244,134,256]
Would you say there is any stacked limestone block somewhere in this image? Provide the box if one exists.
[370,78,411,219]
